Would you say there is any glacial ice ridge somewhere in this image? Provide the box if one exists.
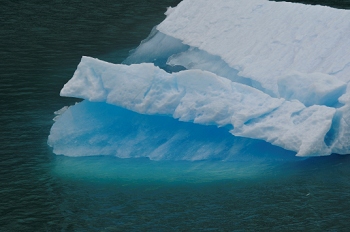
[49,0,350,160]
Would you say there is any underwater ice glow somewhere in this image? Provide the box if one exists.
[49,0,350,160]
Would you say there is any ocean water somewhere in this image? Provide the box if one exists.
[1,0,350,231]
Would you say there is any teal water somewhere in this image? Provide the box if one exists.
[1,0,350,231]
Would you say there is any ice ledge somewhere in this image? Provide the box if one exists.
[61,56,339,157]
[157,0,350,97]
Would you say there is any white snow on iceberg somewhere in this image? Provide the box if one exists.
[156,0,350,98]
[49,0,350,160]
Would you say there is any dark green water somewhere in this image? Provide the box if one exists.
[1,0,350,231]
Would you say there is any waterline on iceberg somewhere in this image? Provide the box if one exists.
[49,0,350,160]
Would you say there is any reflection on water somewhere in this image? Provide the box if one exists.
[53,156,278,183]
[50,154,350,231]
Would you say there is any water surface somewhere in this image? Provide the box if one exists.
[1,0,350,231]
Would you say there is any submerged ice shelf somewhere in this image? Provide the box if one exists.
[49,0,350,160]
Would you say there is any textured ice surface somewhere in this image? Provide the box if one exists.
[49,0,350,160]
[58,57,337,157]
[157,0,350,97]
[61,57,284,127]
[48,100,298,161]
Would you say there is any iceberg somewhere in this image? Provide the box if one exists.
[49,0,350,160]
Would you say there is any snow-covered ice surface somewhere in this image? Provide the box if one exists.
[49,0,350,160]
[157,0,350,98]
